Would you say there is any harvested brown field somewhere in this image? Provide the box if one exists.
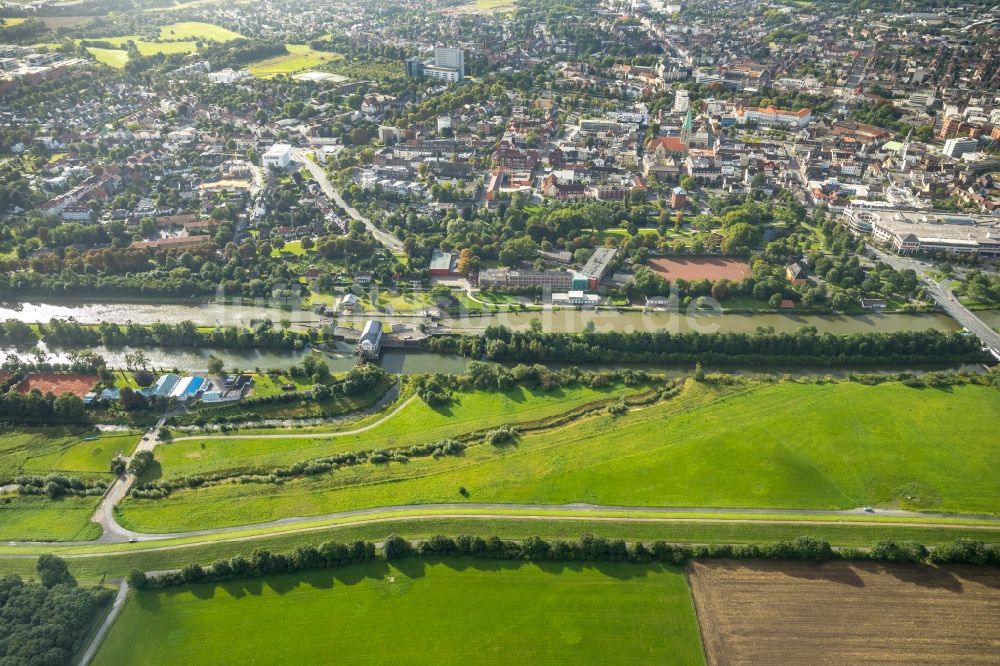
[15,373,98,398]
[689,560,1000,665]
[647,257,751,282]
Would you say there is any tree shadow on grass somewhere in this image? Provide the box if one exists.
[330,559,390,585]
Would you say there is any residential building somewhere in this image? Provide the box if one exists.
[943,137,978,160]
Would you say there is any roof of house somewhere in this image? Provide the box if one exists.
[647,136,686,153]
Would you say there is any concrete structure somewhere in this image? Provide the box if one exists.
[358,320,384,360]
[734,105,812,129]
[407,47,464,82]
[262,143,293,169]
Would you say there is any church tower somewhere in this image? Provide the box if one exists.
[680,107,692,156]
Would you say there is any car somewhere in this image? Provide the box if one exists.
[128,538,138,543]
[863,506,875,513]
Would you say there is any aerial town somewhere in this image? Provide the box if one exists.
[0,0,998,663]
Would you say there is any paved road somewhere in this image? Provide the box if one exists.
[868,245,1000,358]
[90,413,169,543]
[76,579,128,666]
[7,502,999,552]
[171,393,415,442]
[291,149,404,253]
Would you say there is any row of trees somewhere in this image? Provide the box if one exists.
[41,319,312,351]
[129,535,1000,593]
[476,326,988,366]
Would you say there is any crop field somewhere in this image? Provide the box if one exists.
[688,560,1000,665]
[247,44,341,78]
[0,427,137,482]
[647,257,752,281]
[118,380,1000,532]
[92,560,704,665]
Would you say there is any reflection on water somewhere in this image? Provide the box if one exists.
[0,300,961,336]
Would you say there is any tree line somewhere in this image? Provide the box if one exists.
[474,326,989,366]
[127,534,1000,592]
[40,319,312,351]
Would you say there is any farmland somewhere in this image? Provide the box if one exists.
[92,560,704,666]
[247,44,341,78]
[689,560,1000,665]
[647,257,753,282]
[82,21,243,66]
[117,380,1000,532]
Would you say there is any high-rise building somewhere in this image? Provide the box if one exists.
[433,47,464,76]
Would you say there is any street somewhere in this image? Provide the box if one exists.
[290,149,405,253]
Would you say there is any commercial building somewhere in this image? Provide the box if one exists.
[552,291,600,307]
[734,105,812,129]
[943,137,978,160]
[866,209,1000,257]
[262,143,293,169]
[358,320,384,360]
[478,268,574,290]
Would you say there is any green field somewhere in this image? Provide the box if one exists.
[92,560,704,665]
[157,21,244,42]
[118,380,1000,532]
[0,495,102,541]
[150,383,641,481]
[87,47,129,68]
[247,44,341,78]
[0,427,137,482]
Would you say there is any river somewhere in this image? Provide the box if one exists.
[0,300,962,335]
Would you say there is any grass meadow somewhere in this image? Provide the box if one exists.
[0,428,137,482]
[92,559,704,665]
[118,380,1000,532]
[246,44,341,77]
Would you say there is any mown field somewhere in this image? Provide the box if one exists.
[689,560,1000,665]
[0,495,102,541]
[118,380,1000,532]
[0,427,137,482]
[92,560,704,665]
[247,44,341,77]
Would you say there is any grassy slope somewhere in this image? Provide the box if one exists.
[154,383,637,479]
[120,381,1000,532]
[92,560,703,666]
